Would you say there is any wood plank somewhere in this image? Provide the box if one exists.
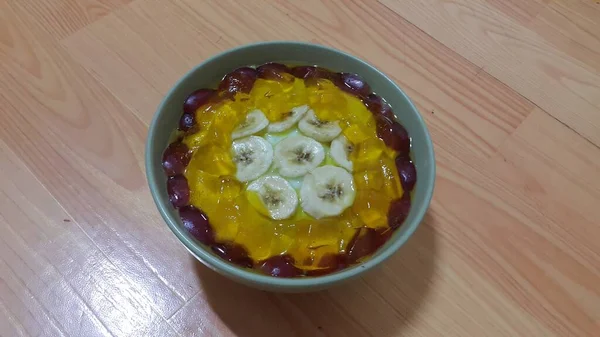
[431,109,600,335]
[62,0,533,167]
[0,1,197,322]
[379,0,600,146]
[11,0,132,40]
[528,0,600,72]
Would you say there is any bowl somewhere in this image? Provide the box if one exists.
[146,41,435,292]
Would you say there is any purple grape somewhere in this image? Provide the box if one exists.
[179,206,214,245]
[395,156,417,192]
[218,67,258,95]
[162,142,191,176]
[363,93,395,120]
[258,254,302,278]
[336,72,371,97]
[375,116,411,155]
[256,62,292,81]
[388,193,411,229]
[346,228,379,264]
[290,66,333,80]
[211,242,254,268]
[183,89,215,115]
[306,253,347,277]
[180,89,216,131]
[167,175,190,208]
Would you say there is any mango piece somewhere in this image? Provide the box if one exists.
[343,124,370,144]
[192,145,235,176]
[352,190,392,229]
[354,170,384,191]
[352,138,385,171]
[380,157,403,199]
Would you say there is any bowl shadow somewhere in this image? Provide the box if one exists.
[192,212,438,337]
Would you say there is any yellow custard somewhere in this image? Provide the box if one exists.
[182,77,404,269]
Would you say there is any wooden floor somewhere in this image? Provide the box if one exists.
[1,0,599,336]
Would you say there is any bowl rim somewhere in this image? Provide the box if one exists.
[146,41,435,289]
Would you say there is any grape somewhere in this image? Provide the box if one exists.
[346,228,379,264]
[167,175,190,208]
[211,242,254,268]
[257,62,292,81]
[178,113,195,132]
[306,253,347,277]
[336,72,371,97]
[183,89,215,115]
[218,67,258,95]
[179,206,214,245]
[395,155,417,192]
[375,227,394,246]
[258,254,302,278]
[162,142,191,176]
[180,89,216,131]
[290,66,333,80]
[363,94,395,120]
[388,193,411,229]
[375,116,411,155]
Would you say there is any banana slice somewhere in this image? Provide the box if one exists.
[232,110,269,140]
[267,105,309,133]
[330,135,354,172]
[300,165,356,219]
[298,109,342,142]
[274,135,325,178]
[247,176,299,220]
[231,136,273,182]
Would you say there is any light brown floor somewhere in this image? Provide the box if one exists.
[1,0,599,336]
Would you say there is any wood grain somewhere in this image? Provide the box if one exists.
[1,0,599,336]
[379,0,600,147]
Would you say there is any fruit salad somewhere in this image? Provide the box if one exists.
[162,63,416,277]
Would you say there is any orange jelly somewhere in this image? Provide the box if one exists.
[180,76,405,273]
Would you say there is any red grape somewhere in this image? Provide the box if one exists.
[375,227,394,246]
[178,113,195,132]
[290,66,333,80]
[363,93,395,120]
[167,175,190,208]
[346,228,379,264]
[179,206,214,245]
[306,253,347,277]
[211,242,254,268]
[218,67,257,95]
[258,254,302,278]
[180,89,216,131]
[336,72,371,97]
[183,89,215,115]
[257,63,292,81]
[388,193,411,229]
[375,116,411,155]
[162,142,191,176]
[395,155,417,192]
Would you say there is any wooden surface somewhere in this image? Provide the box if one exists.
[1,0,599,336]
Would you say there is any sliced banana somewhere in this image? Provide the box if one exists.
[231,110,269,140]
[231,136,273,182]
[267,105,309,133]
[247,176,298,220]
[274,135,325,178]
[298,109,342,142]
[300,165,356,219]
[330,135,354,172]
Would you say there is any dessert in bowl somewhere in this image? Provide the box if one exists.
[146,42,435,291]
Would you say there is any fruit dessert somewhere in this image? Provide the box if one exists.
[162,63,416,277]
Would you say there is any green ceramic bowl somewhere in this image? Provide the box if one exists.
[146,41,435,292]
